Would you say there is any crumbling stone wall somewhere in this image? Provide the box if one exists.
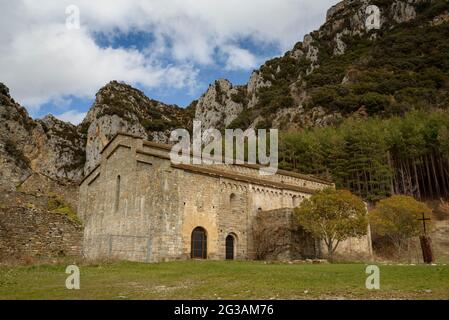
[0,206,82,262]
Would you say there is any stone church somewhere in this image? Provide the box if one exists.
[78,133,371,262]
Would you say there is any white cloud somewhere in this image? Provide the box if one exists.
[0,23,199,109]
[0,0,337,111]
[54,110,87,125]
[222,46,259,71]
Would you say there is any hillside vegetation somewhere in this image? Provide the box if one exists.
[279,110,449,202]
[269,0,449,203]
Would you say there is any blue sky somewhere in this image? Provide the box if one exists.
[90,28,280,105]
[0,0,337,124]
[91,30,281,103]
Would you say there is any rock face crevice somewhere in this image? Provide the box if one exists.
[194,79,245,131]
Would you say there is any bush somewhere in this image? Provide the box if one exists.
[144,118,177,132]
[359,92,391,114]
[295,188,368,260]
[230,87,248,105]
[370,195,432,254]
[227,109,252,130]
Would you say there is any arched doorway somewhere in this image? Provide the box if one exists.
[191,227,207,259]
[225,234,236,260]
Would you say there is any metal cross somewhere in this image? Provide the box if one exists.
[417,212,431,235]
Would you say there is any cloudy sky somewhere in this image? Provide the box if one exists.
[0,0,337,124]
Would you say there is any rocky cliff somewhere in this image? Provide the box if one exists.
[205,0,443,131]
[194,79,245,131]
[81,81,193,173]
[1,83,84,262]
[0,83,85,190]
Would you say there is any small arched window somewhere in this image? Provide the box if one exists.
[230,193,239,212]
[115,175,121,212]
[293,196,301,208]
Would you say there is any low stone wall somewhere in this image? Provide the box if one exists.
[0,206,82,262]
[253,208,321,260]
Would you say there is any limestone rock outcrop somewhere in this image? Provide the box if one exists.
[194,79,245,130]
[0,83,85,190]
[81,81,192,173]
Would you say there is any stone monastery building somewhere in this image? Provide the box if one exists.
[79,133,371,262]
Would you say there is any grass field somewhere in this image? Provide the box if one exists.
[1,261,448,300]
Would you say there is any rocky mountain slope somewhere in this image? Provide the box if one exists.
[1,0,448,188]
[220,0,449,131]
[0,83,85,190]
[0,84,84,262]
[80,81,194,173]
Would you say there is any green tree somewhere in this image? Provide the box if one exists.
[295,188,368,260]
[370,195,432,253]
[279,110,449,201]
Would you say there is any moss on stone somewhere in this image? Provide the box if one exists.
[25,203,35,210]
[47,195,81,224]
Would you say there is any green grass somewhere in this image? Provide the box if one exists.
[1,261,448,300]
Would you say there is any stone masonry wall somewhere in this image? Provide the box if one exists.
[0,206,82,262]
[253,208,320,260]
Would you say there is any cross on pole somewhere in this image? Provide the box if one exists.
[417,212,431,235]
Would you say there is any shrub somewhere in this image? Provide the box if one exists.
[295,188,368,260]
[370,195,432,254]
[230,87,248,105]
[359,92,391,114]
[227,109,252,130]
